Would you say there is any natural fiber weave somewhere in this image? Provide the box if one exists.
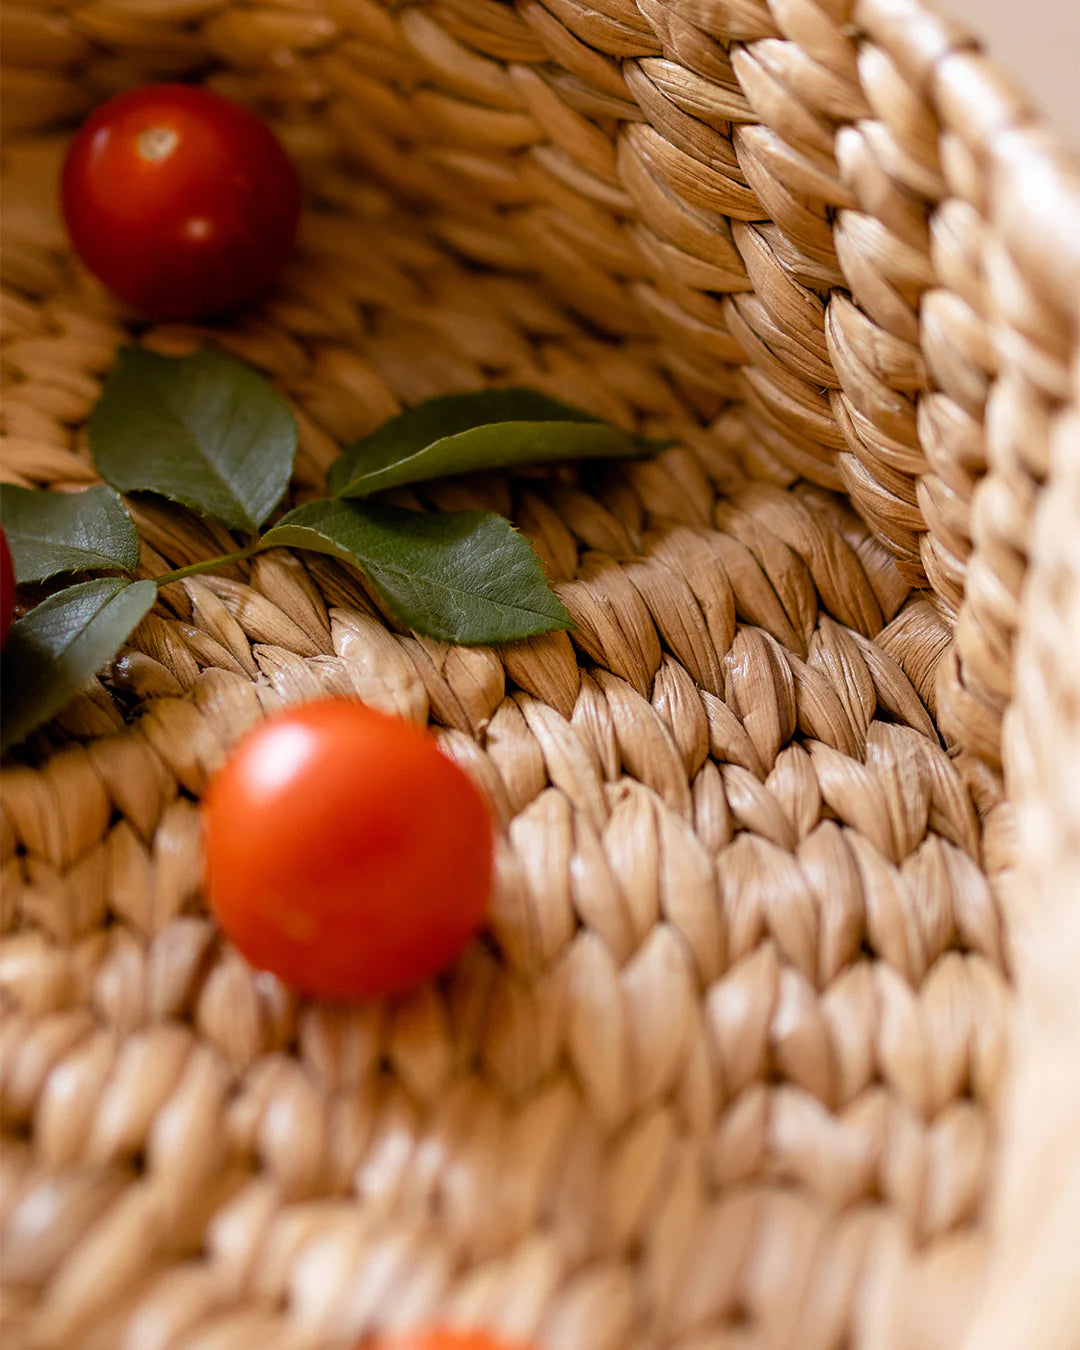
[2,1,1079,1347]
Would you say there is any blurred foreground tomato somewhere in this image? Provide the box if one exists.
[363,1334,533,1350]
[61,83,300,320]
[204,700,493,1001]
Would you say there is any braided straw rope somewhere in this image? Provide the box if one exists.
[2,0,1078,1346]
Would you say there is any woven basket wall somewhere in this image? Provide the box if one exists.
[2,1,1080,1347]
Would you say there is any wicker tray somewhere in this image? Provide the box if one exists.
[2,1,1079,1347]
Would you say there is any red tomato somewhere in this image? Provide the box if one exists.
[0,526,14,646]
[203,700,494,1001]
[61,83,300,320]
[364,1335,531,1350]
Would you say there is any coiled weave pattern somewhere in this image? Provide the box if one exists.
[1,1,1078,1347]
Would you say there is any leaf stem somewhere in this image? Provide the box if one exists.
[153,546,261,587]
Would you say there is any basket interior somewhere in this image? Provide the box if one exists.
[0,1,1053,1346]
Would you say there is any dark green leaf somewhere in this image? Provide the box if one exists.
[1,578,156,752]
[329,387,648,497]
[262,498,571,645]
[89,346,297,533]
[0,484,140,583]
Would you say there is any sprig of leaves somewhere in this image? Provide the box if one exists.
[1,346,658,752]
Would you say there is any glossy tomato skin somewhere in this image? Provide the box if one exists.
[204,700,494,1001]
[0,526,14,647]
[61,83,300,320]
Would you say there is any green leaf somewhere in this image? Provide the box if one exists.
[89,346,297,533]
[0,484,140,584]
[1,578,157,752]
[262,498,571,645]
[329,387,648,497]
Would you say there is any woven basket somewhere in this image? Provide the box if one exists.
[3,1,1079,1346]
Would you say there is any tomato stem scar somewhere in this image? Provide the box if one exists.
[137,126,179,162]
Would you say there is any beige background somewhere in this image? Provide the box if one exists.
[936,0,1079,146]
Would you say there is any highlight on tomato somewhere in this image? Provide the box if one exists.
[61,83,301,321]
[203,700,494,1001]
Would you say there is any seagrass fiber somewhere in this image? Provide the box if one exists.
[2,1,1079,1348]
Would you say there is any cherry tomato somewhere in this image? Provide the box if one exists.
[0,526,14,647]
[61,83,300,320]
[203,700,494,1001]
[364,1335,531,1350]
